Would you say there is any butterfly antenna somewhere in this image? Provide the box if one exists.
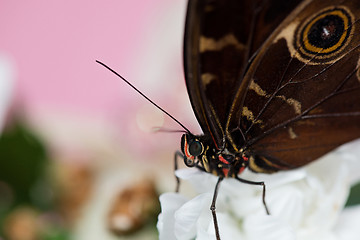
[96,60,191,133]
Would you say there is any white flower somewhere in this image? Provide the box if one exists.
[157,139,360,240]
[0,54,15,133]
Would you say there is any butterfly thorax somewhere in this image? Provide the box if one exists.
[181,133,249,178]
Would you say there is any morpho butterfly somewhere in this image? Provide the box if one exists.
[97,0,360,239]
[181,0,360,238]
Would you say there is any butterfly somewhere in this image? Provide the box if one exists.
[97,0,360,239]
[179,0,360,238]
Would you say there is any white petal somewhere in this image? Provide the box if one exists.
[195,211,244,240]
[196,228,215,240]
[229,195,265,217]
[160,139,360,240]
[335,205,360,240]
[213,213,243,240]
[302,160,349,232]
[158,193,188,240]
[244,214,296,240]
[174,193,211,240]
[175,168,200,180]
[266,185,304,228]
[220,176,257,198]
[297,230,337,240]
[0,54,15,132]
[240,168,307,189]
[159,192,188,212]
[336,139,360,185]
[176,168,218,194]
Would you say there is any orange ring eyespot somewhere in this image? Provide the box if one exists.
[294,6,354,63]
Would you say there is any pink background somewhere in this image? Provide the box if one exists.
[1,2,203,238]
[0,0,200,161]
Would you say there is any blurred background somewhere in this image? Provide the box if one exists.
[3,1,360,240]
[0,0,200,239]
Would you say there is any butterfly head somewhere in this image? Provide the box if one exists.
[181,133,249,177]
[180,133,205,167]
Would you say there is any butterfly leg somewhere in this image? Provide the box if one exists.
[211,176,224,240]
[174,151,185,192]
[235,176,270,215]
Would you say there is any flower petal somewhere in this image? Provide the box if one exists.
[244,214,296,240]
[160,140,360,239]
[335,139,360,185]
[158,193,188,240]
[174,193,211,240]
[176,168,218,194]
[196,212,244,240]
[335,205,360,240]
[0,54,15,132]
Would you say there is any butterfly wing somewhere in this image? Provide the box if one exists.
[226,1,360,172]
[184,0,303,147]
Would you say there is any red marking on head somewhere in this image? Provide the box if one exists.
[238,166,245,174]
[219,155,230,165]
[222,168,229,177]
[184,138,194,160]
[242,156,249,162]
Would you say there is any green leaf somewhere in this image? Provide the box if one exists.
[346,181,360,207]
[0,121,49,209]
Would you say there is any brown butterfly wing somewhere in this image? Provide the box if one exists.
[226,0,360,172]
[184,0,303,146]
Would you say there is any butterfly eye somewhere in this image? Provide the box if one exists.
[188,140,203,157]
